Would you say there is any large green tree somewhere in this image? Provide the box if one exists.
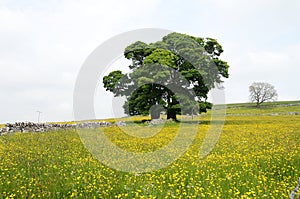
[103,32,229,120]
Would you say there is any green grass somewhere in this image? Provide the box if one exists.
[227,100,300,108]
[223,100,300,116]
[0,101,300,198]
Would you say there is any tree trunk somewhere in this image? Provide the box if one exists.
[167,109,177,120]
[256,101,261,108]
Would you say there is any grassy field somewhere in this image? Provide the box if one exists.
[0,101,300,198]
[226,101,300,116]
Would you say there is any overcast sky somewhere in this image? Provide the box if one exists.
[0,0,299,123]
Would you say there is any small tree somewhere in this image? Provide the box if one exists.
[249,82,278,107]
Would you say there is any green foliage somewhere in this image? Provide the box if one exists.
[103,32,230,119]
[103,70,124,93]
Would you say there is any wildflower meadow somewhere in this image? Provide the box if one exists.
[0,102,300,198]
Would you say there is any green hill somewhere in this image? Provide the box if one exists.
[0,100,299,198]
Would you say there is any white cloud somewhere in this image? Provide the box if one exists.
[0,0,299,123]
[0,0,162,123]
[224,44,300,103]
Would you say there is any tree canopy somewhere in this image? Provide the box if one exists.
[249,82,278,107]
[103,32,230,120]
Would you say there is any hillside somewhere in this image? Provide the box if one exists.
[0,101,299,198]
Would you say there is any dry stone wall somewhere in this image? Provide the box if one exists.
[0,121,125,135]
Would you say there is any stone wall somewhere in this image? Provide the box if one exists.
[0,121,124,135]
